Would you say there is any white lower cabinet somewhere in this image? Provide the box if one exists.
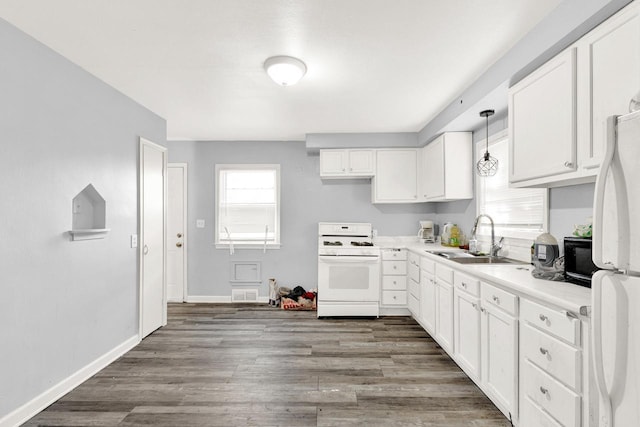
[407,252,421,318]
[519,298,585,427]
[481,283,519,423]
[380,249,408,309]
[419,264,436,334]
[435,263,454,353]
[453,286,481,382]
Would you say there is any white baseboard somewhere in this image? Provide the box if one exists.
[185,295,269,303]
[0,335,139,427]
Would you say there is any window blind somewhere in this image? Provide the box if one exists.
[476,134,547,239]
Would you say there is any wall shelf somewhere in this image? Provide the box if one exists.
[69,184,109,241]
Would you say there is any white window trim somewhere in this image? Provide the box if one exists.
[214,164,281,249]
[475,129,549,241]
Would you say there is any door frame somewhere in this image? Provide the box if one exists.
[139,137,168,340]
[168,162,188,302]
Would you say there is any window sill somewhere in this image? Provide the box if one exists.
[215,243,281,250]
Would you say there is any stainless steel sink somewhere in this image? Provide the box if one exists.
[449,256,527,265]
[424,250,527,265]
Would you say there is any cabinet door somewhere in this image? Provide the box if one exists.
[482,304,518,421]
[422,136,445,199]
[319,150,347,176]
[373,149,418,203]
[435,280,454,353]
[348,150,375,175]
[509,47,577,183]
[420,270,436,334]
[578,2,640,171]
[454,289,481,381]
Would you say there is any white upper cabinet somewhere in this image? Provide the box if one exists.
[372,149,418,203]
[420,132,473,201]
[509,47,577,186]
[577,1,640,172]
[509,2,640,188]
[320,149,375,178]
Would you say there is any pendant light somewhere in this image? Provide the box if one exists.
[476,109,498,177]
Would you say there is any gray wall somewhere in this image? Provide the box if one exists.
[0,18,166,419]
[164,140,435,297]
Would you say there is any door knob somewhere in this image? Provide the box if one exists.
[177,233,183,238]
[176,242,182,248]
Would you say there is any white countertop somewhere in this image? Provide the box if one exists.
[375,236,591,317]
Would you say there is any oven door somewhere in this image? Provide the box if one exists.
[318,255,380,302]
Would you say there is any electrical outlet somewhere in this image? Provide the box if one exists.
[196,219,205,228]
[131,234,138,248]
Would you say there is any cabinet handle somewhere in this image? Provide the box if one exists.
[492,295,500,304]
[480,307,486,313]
[564,161,574,168]
[472,303,478,309]
[393,295,397,300]
[539,314,548,322]
[393,280,397,285]
[539,386,549,395]
[393,265,397,270]
[539,347,549,355]
[461,282,467,288]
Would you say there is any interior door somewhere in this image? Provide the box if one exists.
[167,163,187,302]
[140,138,167,338]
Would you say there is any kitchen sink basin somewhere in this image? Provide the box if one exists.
[449,256,527,265]
[425,250,527,265]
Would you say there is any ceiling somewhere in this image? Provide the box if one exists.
[0,0,563,141]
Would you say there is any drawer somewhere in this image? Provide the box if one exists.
[382,249,407,261]
[382,260,407,275]
[407,251,420,266]
[408,293,420,316]
[521,299,580,345]
[420,257,435,274]
[454,271,479,297]
[382,275,406,290]
[435,263,453,284]
[382,290,407,306]
[481,282,518,316]
[523,360,581,427]
[520,395,563,427]
[408,262,420,283]
[408,279,420,298]
[522,323,581,391]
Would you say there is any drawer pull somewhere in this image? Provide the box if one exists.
[539,386,549,395]
[393,296,397,300]
[393,265,397,270]
[472,303,478,309]
[393,281,397,285]
[539,314,548,322]
[492,295,500,304]
[480,307,486,313]
[461,282,467,288]
[539,347,549,355]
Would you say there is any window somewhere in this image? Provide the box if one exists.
[215,164,280,248]
[475,130,548,239]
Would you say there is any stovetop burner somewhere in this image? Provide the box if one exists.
[323,241,343,246]
[351,241,374,246]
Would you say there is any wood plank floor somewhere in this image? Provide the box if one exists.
[24,303,512,426]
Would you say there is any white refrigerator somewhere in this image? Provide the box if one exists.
[591,110,640,426]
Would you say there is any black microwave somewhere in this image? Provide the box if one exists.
[563,237,600,288]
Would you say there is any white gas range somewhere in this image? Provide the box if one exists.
[317,222,380,317]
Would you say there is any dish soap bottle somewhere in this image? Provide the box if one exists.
[449,224,460,247]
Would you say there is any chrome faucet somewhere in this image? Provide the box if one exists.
[471,214,503,257]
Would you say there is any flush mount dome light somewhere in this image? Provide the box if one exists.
[264,55,307,86]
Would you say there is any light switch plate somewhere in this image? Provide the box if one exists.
[196,219,205,228]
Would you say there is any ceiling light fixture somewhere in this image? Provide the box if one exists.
[476,109,498,177]
[264,55,307,86]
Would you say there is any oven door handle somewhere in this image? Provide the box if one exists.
[319,255,380,263]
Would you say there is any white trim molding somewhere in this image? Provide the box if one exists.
[0,335,139,427]
[185,295,269,304]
